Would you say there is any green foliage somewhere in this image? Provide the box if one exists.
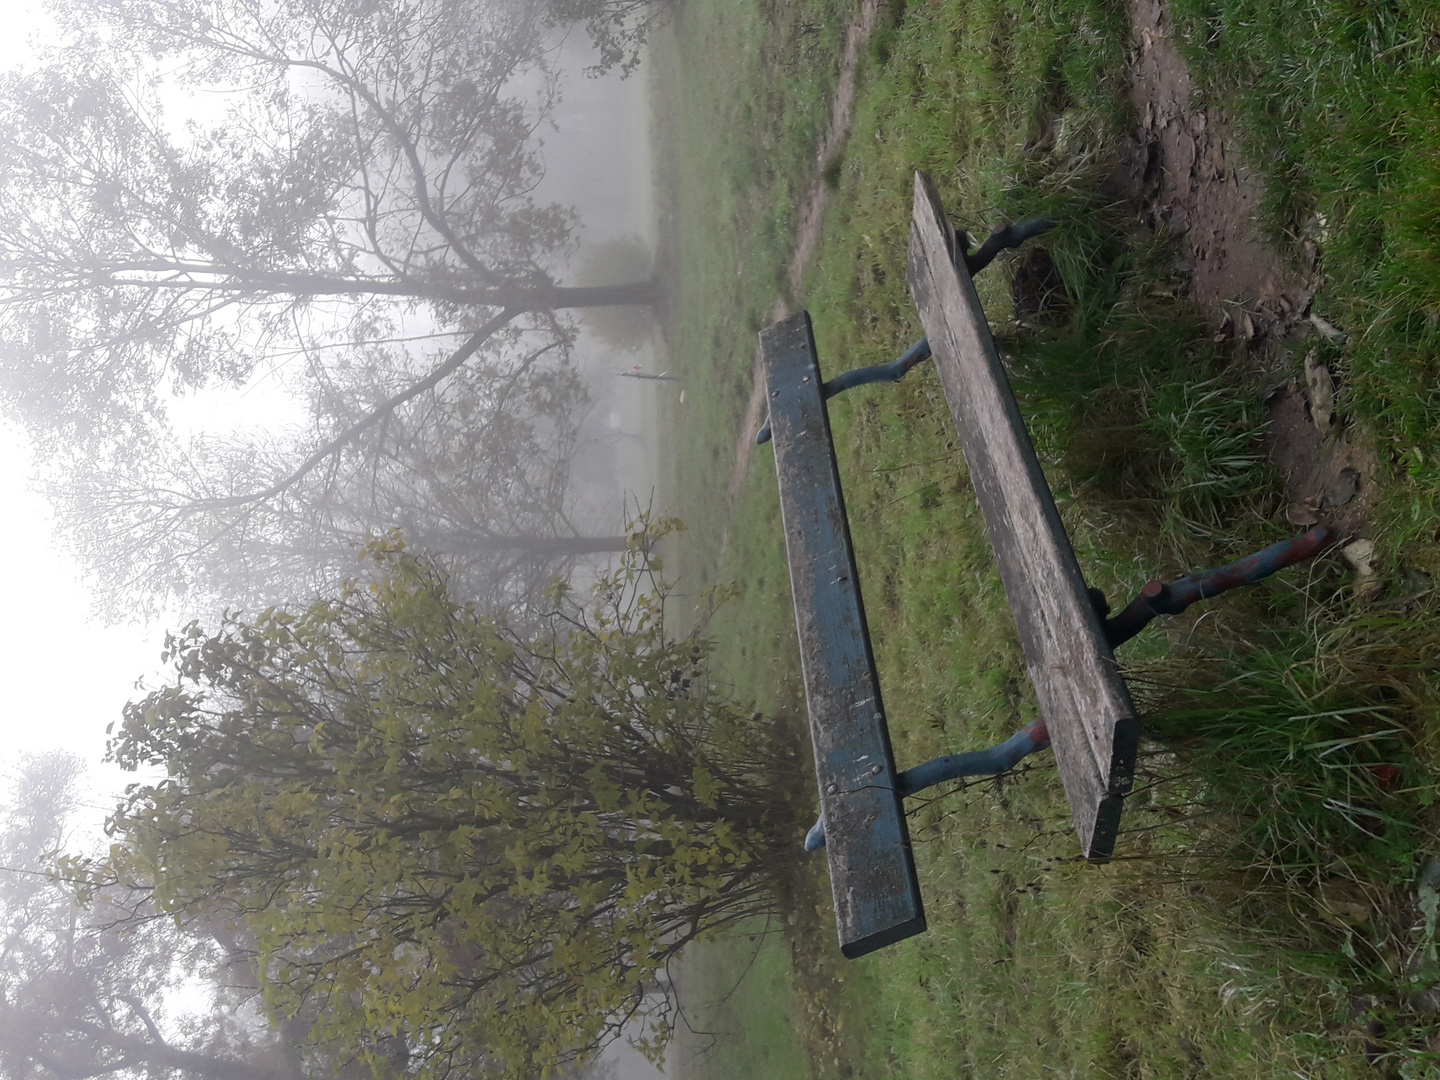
[100,523,798,1080]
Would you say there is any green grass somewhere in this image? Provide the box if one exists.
[1164,0,1440,554]
[652,0,1440,1075]
[667,927,813,1080]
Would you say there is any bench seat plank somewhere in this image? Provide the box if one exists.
[906,172,1139,857]
[760,311,927,957]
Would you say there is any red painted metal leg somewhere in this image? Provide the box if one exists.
[1100,526,1343,649]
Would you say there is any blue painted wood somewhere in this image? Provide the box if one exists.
[760,311,927,958]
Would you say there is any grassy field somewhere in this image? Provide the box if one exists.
[651,0,1440,1075]
[664,926,814,1080]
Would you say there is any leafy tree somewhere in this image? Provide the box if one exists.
[100,525,799,1079]
[0,754,304,1080]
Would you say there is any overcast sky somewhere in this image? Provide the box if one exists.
[0,423,167,836]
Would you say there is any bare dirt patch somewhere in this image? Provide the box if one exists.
[1115,0,1311,335]
[724,0,880,503]
[1265,378,1376,536]
[1115,0,1373,535]
[726,0,1372,540]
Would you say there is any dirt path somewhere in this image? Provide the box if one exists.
[1115,0,1309,334]
[724,0,880,503]
[722,0,1369,544]
[1115,0,1373,537]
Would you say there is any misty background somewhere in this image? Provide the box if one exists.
[1,12,671,823]
[1,5,680,1074]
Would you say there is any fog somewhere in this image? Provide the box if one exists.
[537,29,670,542]
[532,34,674,1080]
[0,11,679,1079]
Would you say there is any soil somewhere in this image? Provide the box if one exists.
[1114,0,1374,537]
[723,0,1372,543]
[725,0,880,503]
[1114,0,1311,334]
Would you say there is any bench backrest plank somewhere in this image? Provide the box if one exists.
[906,172,1139,857]
[760,311,927,957]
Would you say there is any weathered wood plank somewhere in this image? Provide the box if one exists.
[760,311,926,957]
[906,172,1139,857]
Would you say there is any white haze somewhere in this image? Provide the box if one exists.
[0,14,671,1073]
[0,11,665,805]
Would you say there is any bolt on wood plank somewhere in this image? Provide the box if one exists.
[759,311,927,956]
[906,172,1139,857]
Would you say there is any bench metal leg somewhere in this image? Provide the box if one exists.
[803,719,1052,851]
[1095,525,1342,649]
[802,525,1342,851]
[757,218,1056,445]
[757,340,932,444]
[962,218,1057,275]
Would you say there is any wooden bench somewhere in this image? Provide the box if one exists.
[905,171,1140,859]
[760,310,926,958]
[760,172,1340,957]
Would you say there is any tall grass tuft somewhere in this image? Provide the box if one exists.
[1119,591,1440,1065]
[1002,239,1275,547]
[1134,623,1416,883]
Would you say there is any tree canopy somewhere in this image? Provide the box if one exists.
[53,327,594,621]
[98,526,799,1078]
[1,0,573,452]
[0,753,312,1080]
[0,0,661,619]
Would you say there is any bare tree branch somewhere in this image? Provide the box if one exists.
[184,307,519,514]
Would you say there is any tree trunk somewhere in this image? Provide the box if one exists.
[496,279,660,310]
[143,1041,307,1080]
[91,267,661,311]
[14,1027,310,1080]
[455,534,634,557]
